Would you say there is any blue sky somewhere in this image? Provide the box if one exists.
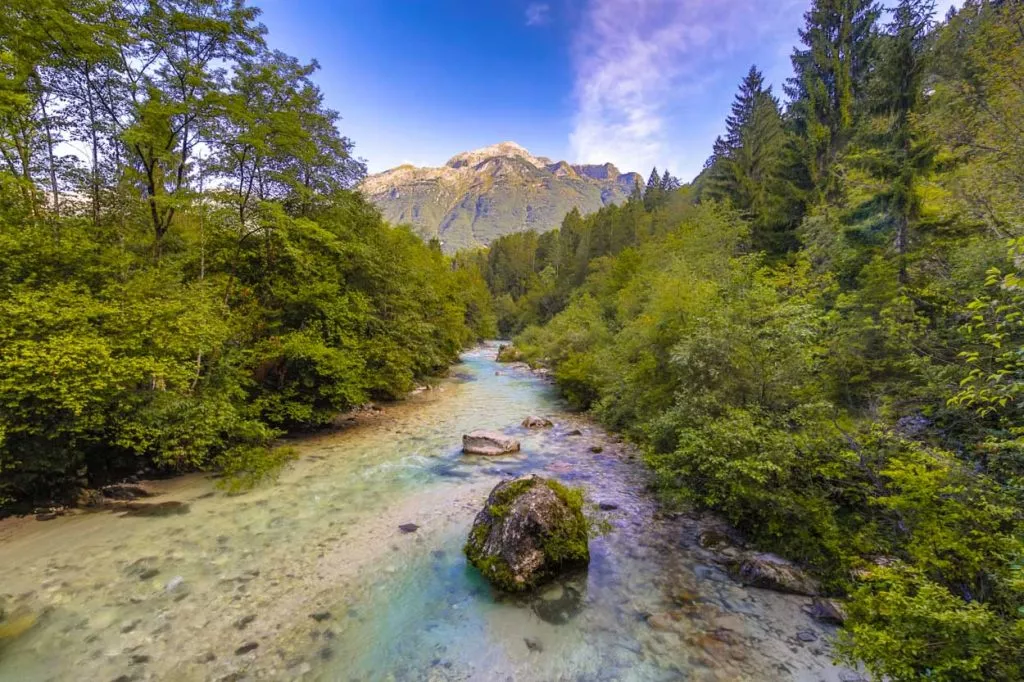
[253,0,960,182]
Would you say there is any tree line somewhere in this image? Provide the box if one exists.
[471,1,1024,679]
[0,0,495,510]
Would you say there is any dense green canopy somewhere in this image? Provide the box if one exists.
[0,0,494,507]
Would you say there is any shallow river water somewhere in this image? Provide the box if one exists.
[0,343,860,682]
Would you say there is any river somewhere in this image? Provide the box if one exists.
[0,343,860,681]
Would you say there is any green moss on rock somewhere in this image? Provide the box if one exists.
[464,475,590,592]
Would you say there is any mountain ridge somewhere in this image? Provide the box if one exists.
[360,142,642,252]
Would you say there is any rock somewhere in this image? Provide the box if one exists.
[839,671,869,682]
[164,576,185,593]
[119,501,190,517]
[398,523,419,533]
[77,489,106,508]
[589,445,604,453]
[524,637,544,653]
[597,502,618,511]
[101,485,151,500]
[531,583,584,624]
[731,553,819,596]
[234,614,256,630]
[796,629,818,642]
[235,642,258,655]
[521,416,554,429]
[462,430,521,456]
[464,475,589,591]
[309,611,331,622]
[567,429,583,436]
[808,597,847,625]
[496,345,523,363]
[35,512,59,521]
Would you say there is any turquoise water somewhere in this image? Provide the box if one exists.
[0,343,854,681]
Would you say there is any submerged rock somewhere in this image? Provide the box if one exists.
[521,416,554,429]
[731,553,819,596]
[464,475,589,591]
[462,431,521,456]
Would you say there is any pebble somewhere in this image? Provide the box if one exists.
[524,637,544,653]
[598,502,619,511]
[398,523,419,533]
[235,642,259,655]
[234,614,256,630]
[310,611,331,622]
[796,629,818,642]
[164,576,185,592]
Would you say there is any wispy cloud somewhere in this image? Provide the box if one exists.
[525,2,551,26]
[569,0,803,178]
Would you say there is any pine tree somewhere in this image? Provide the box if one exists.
[786,0,881,200]
[644,166,665,210]
[724,65,766,152]
[855,0,936,281]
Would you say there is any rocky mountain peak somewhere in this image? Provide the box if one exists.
[360,143,642,253]
[446,141,547,169]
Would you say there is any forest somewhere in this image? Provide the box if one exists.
[469,1,1024,679]
[0,0,494,509]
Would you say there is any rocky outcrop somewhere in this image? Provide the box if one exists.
[521,416,553,429]
[462,430,521,456]
[731,552,820,596]
[464,475,590,591]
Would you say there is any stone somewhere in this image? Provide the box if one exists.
[462,431,521,456]
[164,576,185,593]
[77,489,106,508]
[524,637,544,653]
[101,485,150,500]
[234,614,256,630]
[808,597,847,625]
[567,429,583,436]
[235,642,259,655]
[310,611,331,622]
[589,445,604,453]
[496,345,523,363]
[797,629,818,642]
[35,512,59,521]
[521,416,554,429]
[398,523,419,533]
[464,475,589,591]
[731,553,819,596]
[598,502,618,511]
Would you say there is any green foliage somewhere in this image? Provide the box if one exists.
[0,0,492,509]
[469,3,1024,676]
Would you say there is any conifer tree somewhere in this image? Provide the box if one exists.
[786,0,881,200]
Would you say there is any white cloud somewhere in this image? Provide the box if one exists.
[569,0,804,179]
[525,3,551,26]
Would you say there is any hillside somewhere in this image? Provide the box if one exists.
[359,142,642,252]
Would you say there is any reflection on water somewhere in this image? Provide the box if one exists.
[0,343,854,681]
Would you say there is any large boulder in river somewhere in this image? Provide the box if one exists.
[464,475,589,592]
[462,430,520,456]
[731,552,820,596]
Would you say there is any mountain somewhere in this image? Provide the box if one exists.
[359,142,642,252]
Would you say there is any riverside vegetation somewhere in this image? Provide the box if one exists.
[468,1,1024,680]
[0,0,495,512]
[2,0,1023,680]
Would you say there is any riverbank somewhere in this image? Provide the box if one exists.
[0,344,862,681]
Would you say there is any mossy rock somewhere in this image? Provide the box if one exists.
[464,475,589,592]
[496,344,524,363]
